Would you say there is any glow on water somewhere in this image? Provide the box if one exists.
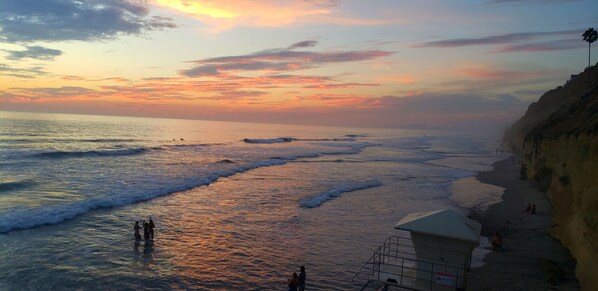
[0,111,499,289]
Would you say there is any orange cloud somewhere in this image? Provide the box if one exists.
[377,75,416,85]
[61,75,86,81]
[181,40,393,77]
[293,93,374,107]
[153,0,386,32]
[303,83,379,89]
[3,69,382,108]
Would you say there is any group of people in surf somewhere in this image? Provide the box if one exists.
[287,266,306,291]
[525,202,536,214]
[134,218,155,241]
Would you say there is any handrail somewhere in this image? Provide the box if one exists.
[351,245,381,285]
[352,235,413,286]
[352,235,472,290]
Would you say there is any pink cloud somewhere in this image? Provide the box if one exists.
[181,41,393,77]
[303,83,379,89]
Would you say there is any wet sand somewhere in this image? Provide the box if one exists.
[468,158,580,290]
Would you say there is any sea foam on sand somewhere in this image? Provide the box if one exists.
[450,176,505,212]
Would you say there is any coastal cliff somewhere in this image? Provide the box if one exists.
[503,64,598,289]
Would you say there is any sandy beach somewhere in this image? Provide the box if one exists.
[468,158,580,290]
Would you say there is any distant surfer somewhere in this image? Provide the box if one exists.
[148,218,155,239]
[134,221,142,240]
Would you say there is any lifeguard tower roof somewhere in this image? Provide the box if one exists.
[394,209,481,242]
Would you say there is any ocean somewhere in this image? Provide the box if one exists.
[0,111,503,290]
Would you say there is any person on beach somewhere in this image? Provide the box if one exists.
[287,272,299,291]
[298,266,306,291]
[134,221,142,240]
[382,278,398,291]
[148,218,155,239]
[525,202,532,213]
[491,232,503,249]
[143,221,150,240]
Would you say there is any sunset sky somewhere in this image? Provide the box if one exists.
[1,0,596,130]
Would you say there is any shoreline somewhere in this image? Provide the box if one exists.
[467,158,580,290]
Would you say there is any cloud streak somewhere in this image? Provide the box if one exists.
[0,64,47,78]
[494,38,582,52]
[181,40,393,77]
[415,30,579,48]
[5,46,63,61]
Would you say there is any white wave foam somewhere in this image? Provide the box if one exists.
[0,137,373,233]
[0,159,287,234]
[300,181,383,208]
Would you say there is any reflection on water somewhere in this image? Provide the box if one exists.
[143,240,154,255]
[0,156,467,289]
[0,113,498,289]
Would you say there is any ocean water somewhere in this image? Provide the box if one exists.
[0,111,501,290]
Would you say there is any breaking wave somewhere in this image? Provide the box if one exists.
[0,180,36,192]
[0,159,287,234]
[32,148,149,159]
[243,137,295,144]
[300,180,383,208]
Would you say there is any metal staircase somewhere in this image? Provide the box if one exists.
[352,235,470,291]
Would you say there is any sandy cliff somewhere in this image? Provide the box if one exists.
[504,64,598,290]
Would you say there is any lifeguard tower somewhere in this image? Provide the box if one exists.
[353,209,481,290]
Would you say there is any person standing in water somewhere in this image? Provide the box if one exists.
[133,221,142,240]
[287,272,299,291]
[298,266,306,291]
[143,221,150,240]
[148,218,155,239]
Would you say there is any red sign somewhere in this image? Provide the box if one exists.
[435,272,455,286]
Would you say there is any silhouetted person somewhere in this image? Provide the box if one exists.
[383,278,398,291]
[287,272,299,291]
[148,218,155,239]
[532,204,536,214]
[298,266,306,291]
[143,222,150,240]
[491,232,503,249]
[134,221,142,240]
[525,202,532,213]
